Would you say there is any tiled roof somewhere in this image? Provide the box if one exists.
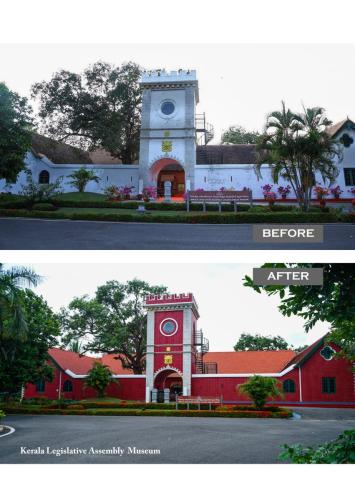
[48,348,134,375]
[196,145,257,165]
[31,133,92,164]
[48,348,99,375]
[100,354,135,375]
[203,350,295,374]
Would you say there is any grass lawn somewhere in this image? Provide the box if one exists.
[53,192,106,202]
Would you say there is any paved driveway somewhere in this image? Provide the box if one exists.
[0,218,354,249]
[1,409,354,463]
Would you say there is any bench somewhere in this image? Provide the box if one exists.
[176,395,222,410]
[185,190,253,212]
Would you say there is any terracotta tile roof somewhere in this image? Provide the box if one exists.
[204,350,295,374]
[88,148,122,164]
[100,354,135,375]
[31,133,93,164]
[196,145,257,165]
[48,348,134,375]
[48,348,99,375]
[325,118,355,137]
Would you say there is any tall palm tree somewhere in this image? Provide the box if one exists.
[0,264,41,342]
[255,102,342,211]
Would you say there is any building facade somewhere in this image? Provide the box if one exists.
[24,293,355,407]
[2,70,355,200]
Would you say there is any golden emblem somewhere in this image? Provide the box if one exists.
[162,140,172,153]
[164,355,173,365]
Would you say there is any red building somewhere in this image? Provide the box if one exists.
[25,293,355,407]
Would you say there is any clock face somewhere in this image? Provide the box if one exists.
[160,318,178,336]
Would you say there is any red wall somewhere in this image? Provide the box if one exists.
[24,363,146,401]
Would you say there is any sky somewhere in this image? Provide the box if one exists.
[1,43,354,143]
[14,262,330,351]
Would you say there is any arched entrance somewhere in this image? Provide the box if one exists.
[154,368,183,401]
[150,159,185,198]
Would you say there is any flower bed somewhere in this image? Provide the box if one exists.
[1,405,292,418]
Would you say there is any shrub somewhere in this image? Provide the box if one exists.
[32,202,57,211]
[20,172,63,202]
[85,362,115,398]
[68,167,100,193]
[279,430,355,464]
[0,409,5,421]
[66,404,85,410]
[237,376,283,409]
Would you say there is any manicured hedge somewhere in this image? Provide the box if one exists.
[32,203,57,211]
[2,406,291,418]
[1,208,352,224]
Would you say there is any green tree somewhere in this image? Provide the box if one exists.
[237,375,283,409]
[244,263,355,361]
[31,61,142,164]
[85,362,113,398]
[0,82,33,183]
[60,279,167,374]
[68,166,100,193]
[255,103,342,211]
[234,333,289,351]
[0,288,60,399]
[221,125,260,144]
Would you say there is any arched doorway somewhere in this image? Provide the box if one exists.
[154,368,183,401]
[150,159,185,198]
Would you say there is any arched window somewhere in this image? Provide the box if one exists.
[35,379,45,393]
[63,380,73,392]
[283,379,296,393]
[38,170,50,184]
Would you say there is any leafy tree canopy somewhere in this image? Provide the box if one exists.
[0,288,60,398]
[255,103,342,211]
[221,125,260,144]
[0,82,33,183]
[234,333,290,351]
[31,61,143,164]
[244,263,355,361]
[60,279,167,374]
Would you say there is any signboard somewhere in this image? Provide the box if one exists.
[186,190,252,203]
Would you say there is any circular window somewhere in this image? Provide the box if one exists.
[161,101,175,116]
[160,318,178,336]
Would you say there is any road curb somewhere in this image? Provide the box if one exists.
[0,425,16,438]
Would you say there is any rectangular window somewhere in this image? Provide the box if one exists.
[344,168,355,186]
[322,377,336,394]
[35,379,45,393]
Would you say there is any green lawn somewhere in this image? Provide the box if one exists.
[52,192,106,202]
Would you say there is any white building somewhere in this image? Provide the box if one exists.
[2,69,355,200]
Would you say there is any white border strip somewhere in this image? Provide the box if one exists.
[0,425,15,438]
[192,364,296,378]
[65,369,146,379]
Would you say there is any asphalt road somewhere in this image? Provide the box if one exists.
[1,408,354,464]
[0,218,354,249]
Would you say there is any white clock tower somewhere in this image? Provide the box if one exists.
[138,69,199,196]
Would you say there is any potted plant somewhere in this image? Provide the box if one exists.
[261,184,273,199]
[142,186,157,202]
[119,185,135,200]
[277,185,291,200]
[330,185,343,199]
[104,185,121,201]
[264,191,277,208]
[313,185,329,208]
